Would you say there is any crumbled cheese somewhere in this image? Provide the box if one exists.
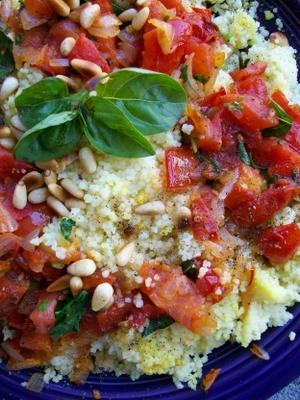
[133,293,144,308]
[145,277,153,288]
[102,269,110,278]
[289,331,296,341]
[181,123,194,135]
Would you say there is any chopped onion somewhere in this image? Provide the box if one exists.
[1,342,24,361]
[88,14,121,38]
[204,69,218,96]
[0,203,18,233]
[27,373,45,393]
[118,29,138,44]
[184,54,203,99]
[20,8,47,30]
[21,227,40,252]
[118,42,138,65]
[219,227,245,247]
[218,168,239,201]
[49,58,70,68]
[0,233,22,257]
[149,19,176,55]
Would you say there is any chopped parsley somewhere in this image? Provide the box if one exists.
[142,315,175,337]
[60,218,75,240]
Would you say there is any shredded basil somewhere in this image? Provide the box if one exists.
[181,65,188,82]
[196,150,221,174]
[263,99,293,138]
[142,315,175,337]
[194,74,209,84]
[181,259,198,281]
[60,218,75,240]
[0,32,14,80]
[237,141,251,166]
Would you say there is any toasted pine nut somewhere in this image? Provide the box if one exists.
[60,37,76,56]
[67,259,96,277]
[10,115,26,132]
[177,206,192,219]
[64,0,80,9]
[135,200,165,215]
[69,3,88,22]
[0,77,19,101]
[21,171,44,192]
[91,282,114,312]
[70,276,83,296]
[269,32,289,47]
[136,0,148,5]
[80,3,100,29]
[35,160,59,171]
[78,147,97,174]
[43,169,57,186]
[28,187,49,204]
[56,75,80,91]
[0,126,11,138]
[119,8,137,22]
[13,181,27,210]
[116,241,135,267]
[71,58,103,77]
[0,136,16,150]
[47,196,69,217]
[48,183,69,202]
[47,274,71,292]
[65,198,86,209]
[48,0,70,16]
[60,178,84,199]
[132,7,149,30]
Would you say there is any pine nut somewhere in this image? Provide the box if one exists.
[0,137,16,150]
[56,75,80,91]
[78,147,97,174]
[47,196,69,217]
[136,0,148,5]
[0,126,11,138]
[10,126,23,140]
[80,3,100,29]
[0,77,19,101]
[64,0,80,10]
[28,187,49,204]
[71,58,103,77]
[43,169,57,185]
[119,8,137,22]
[10,115,26,132]
[47,274,71,292]
[177,206,192,219]
[35,160,59,171]
[67,259,96,277]
[132,7,149,30]
[48,0,70,16]
[13,181,27,210]
[69,3,88,22]
[21,171,44,192]
[91,282,114,312]
[60,178,84,199]
[69,276,83,296]
[135,200,165,215]
[65,198,86,209]
[48,183,69,202]
[58,152,78,170]
[60,37,76,56]
[116,241,135,267]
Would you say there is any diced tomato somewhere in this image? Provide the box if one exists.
[96,297,132,333]
[272,90,300,124]
[24,0,55,19]
[0,147,33,180]
[82,269,116,290]
[185,38,215,77]
[129,303,164,327]
[93,0,112,13]
[68,34,111,72]
[268,162,299,180]
[22,247,50,273]
[20,330,52,354]
[230,184,295,227]
[160,0,185,15]
[140,261,216,334]
[231,62,267,81]
[30,292,60,334]
[80,312,100,333]
[190,196,219,241]
[6,312,26,330]
[201,88,226,107]
[225,164,264,210]
[196,269,221,296]
[184,8,218,42]
[227,95,278,132]
[164,147,202,191]
[258,223,300,265]
[0,270,29,315]
[48,19,82,42]
[234,76,269,100]
[285,122,300,153]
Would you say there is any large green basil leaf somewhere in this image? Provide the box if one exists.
[0,32,14,80]
[82,97,155,158]
[15,78,87,128]
[96,68,187,135]
[14,111,82,162]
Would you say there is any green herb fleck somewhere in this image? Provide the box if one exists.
[50,291,90,340]
[263,99,292,138]
[0,31,15,80]
[292,169,298,183]
[181,259,198,281]
[224,101,243,112]
[37,299,50,312]
[196,150,221,174]
[194,74,209,84]
[237,141,251,166]
[142,315,175,337]
[181,65,188,82]
[15,34,22,45]
[60,218,75,240]
[264,10,274,21]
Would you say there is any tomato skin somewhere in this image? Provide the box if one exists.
[96,298,132,333]
[48,20,82,42]
[6,312,26,330]
[165,147,202,191]
[185,39,215,77]
[190,196,219,241]
[140,261,216,334]
[160,0,185,15]
[129,303,164,327]
[68,34,111,72]
[184,8,218,42]
[285,122,300,153]
[258,223,300,265]
[93,0,112,13]
[196,270,221,297]
[231,62,267,81]
[24,0,55,19]
[272,90,300,124]
[29,292,60,334]
[234,76,269,100]
[82,269,116,290]
[231,184,295,227]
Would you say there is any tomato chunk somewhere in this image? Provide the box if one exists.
[96,297,132,333]
[30,292,59,334]
[82,269,116,290]
[258,223,300,264]
[185,39,215,77]
[140,261,216,334]
[196,269,223,299]
[190,196,219,241]
[0,270,29,314]
[230,184,295,227]
[272,90,300,124]
[24,0,55,19]
[0,146,33,180]
[234,76,269,100]
[165,147,201,191]
[231,62,267,81]
[184,9,218,42]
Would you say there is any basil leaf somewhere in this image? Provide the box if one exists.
[96,68,187,135]
[142,315,175,337]
[15,78,87,128]
[237,141,251,166]
[83,97,155,158]
[14,111,82,162]
[60,218,75,240]
[263,99,292,138]
[194,74,209,84]
[50,291,90,340]
[181,259,198,281]
[0,32,14,80]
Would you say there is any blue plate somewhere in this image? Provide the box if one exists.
[1,1,300,399]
